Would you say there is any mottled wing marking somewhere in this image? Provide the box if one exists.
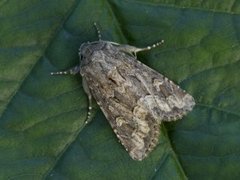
[51,26,195,161]
[81,43,195,160]
[125,57,195,122]
[86,68,160,160]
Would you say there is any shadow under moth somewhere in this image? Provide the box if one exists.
[51,23,195,161]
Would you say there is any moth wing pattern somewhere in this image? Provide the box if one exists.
[51,23,195,161]
[80,42,195,160]
[126,56,195,122]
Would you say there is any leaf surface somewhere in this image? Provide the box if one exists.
[0,0,239,179]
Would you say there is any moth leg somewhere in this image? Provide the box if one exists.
[82,77,93,124]
[50,66,80,75]
[51,67,93,124]
[117,40,164,58]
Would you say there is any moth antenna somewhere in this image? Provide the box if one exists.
[94,22,102,41]
[140,39,164,51]
[117,40,164,58]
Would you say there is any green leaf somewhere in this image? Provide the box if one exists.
[0,0,239,179]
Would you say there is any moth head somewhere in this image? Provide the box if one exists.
[79,41,108,68]
[79,41,106,56]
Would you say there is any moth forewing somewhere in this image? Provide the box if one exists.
[51,23,195,161]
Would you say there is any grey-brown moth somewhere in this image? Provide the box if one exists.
[51,23,195,161]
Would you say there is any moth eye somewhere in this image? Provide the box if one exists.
[79,54,84,60]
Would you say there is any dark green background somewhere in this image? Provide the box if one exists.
[0,0,239,179]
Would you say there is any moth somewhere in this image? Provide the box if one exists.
[51,23,195,161]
